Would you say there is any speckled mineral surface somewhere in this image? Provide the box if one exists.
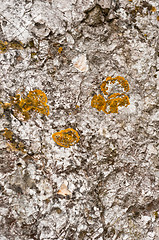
[0,0,159,239]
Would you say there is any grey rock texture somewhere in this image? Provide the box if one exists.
[0,0,159,239]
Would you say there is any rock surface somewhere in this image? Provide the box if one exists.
[0,0,159,239]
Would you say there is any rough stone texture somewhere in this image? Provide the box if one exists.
[0,0,159,239]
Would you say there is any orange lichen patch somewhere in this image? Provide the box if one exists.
[115,76,130,92]
[157,16,159,21]
[101,76,130,95]
[7,142,25,152]
[3,102,11,109]
[91,94,106,111]
[0,41,9,53]
[0,40,23,53]
[3,128,25,153]
[92,76,130,115]
[10,94,31,121]
[104,93,130,114]
[9,40,24,50]
[100,81,109,95]
[0,101,11,109]
[3,128,13,141]
[58,47,63,53]
[151,7,156,12]
[52,128,80,148]
[7,142,19,152]
[26,90,49,115]
[27,90,47,104]
[10,90,49,120]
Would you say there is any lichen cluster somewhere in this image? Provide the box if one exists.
[0,40,23,53]
[3,128,25,152]
[52,128,80,148]
[10,89,49,120]
[91,94,106,112]
[91,76,130,114]
[104,93,130,114]
[1,90,81,149]
[101,76,130,95]
[1,89,49,121]
[58,47,63,53]
[0,102,11,109]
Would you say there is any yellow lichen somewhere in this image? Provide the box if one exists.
[26,89,49,115]
[0,40,23,53]
[0,101,11,109]
[153,211,158,220]
[91,94,106,112]
[92,76,130,115]
[100,81,109,95]
[9,40,24,50]
[7,141,25,152]
[101,76,130,95]
[151,7,156,12]
[10,94,30,121]
[31,52,37,58]
[58,47,63,53]
[91,93,130,114]
[52,128,80,148]
[3,128,13,141]
[3,128,25,153]
[0,41,9,53]
[10,90,49,120]
[104,93,130,114]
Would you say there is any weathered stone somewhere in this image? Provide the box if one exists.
[0,0,158,239]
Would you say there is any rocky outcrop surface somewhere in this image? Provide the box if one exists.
[0,0,158,239]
